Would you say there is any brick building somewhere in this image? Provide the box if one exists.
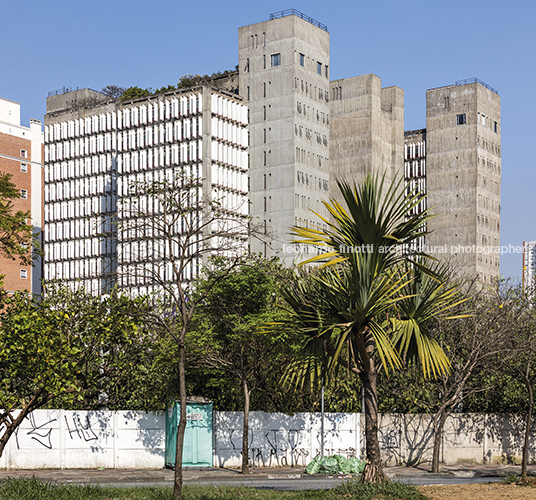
[0,97,43,294]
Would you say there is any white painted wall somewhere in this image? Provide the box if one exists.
[0,409,165,469]
[3,410,535,469]
[214,412,360,468]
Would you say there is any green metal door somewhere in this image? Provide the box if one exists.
[165,401,213,468]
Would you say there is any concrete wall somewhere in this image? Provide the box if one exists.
[214,411,359,468]
[366,413,534,466]
[2,410,535,469]
[0,409,165,469]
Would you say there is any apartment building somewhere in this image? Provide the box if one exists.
[329,74,404,208]
[239,9,331,262]
[44,86,248,295]
[0,97,43,294]
[523,240,536,296]
[409,79,501,281]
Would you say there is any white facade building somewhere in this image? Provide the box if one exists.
[44,85,248,295]
[523,241,536,297]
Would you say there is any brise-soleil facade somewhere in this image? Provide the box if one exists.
[44,85,248,296]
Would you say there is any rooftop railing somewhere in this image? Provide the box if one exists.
[269,9,328,32]
[455,78,499,95]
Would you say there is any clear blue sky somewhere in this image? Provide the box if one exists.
[1,0,534,280]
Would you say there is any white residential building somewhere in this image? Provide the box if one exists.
[44,85,248,295]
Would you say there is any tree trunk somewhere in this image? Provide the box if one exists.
[522,375,533,478]
[431,411,447,473]
[242,379,251,474]
[173,340,187,500]
[360,369,386,483]
[0,405,36,458]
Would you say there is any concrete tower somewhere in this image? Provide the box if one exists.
[425,79,501,281]
[239,10,331,262]
[329,74,404,207]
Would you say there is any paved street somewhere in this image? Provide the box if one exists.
[0,464,532,490]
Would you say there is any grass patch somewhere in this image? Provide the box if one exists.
[501,473,536,487]
[0,477,429,500]
[333,479,428,500]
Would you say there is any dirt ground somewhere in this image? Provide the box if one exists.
[418,483,536,500]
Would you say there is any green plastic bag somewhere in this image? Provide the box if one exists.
[305,454,366,474]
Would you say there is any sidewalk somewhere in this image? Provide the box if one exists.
[0,464,534,484]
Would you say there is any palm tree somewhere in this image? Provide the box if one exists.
[280,174,463,482]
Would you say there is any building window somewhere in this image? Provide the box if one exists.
[263,82,266,98]
[245,58,249,72]
[270,53,281,67]
[20,163,27,173]
[494,121,498,133]
[325,65,329,78]
[299,53,304,66]
[457,114,466,125]
[20,189,28,199]
[20,149,27,158]
[263,54,266,69]
[20,269,27,279]
[317,62,322,75]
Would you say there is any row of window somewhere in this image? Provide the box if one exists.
[478,155,501,175]
[456,113,500,133]
[404,142,425,160]
[45,121,204,161]
[295,147,328,169]
[404,160,426,179]
[476,135,501,157]
[298,52,329,78]
[46,97,203,141]
[477,213,500,232]
[295,79,330,104]
[46,217,113,242]
[296,102,329,125]
[296,170,329,192]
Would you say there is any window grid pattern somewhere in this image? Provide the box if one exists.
[44,89,248,296]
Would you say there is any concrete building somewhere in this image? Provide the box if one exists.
[523,241,536,296]
[420,79,501,281]
[403,128,427,251]
[44,86,248,295]
[239,10,331,261]
[0,97,43,294]
[329,74,404,207]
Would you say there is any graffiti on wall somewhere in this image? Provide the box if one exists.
[223,427,357,467]
[11,413,99,449]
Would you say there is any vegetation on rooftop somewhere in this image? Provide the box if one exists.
[101,68,238,101]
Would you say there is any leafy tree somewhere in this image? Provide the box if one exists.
[120,86,153,101]
[101,85,126,99]
[493,282,536,477]
[189,257,297,473]
[277,175,462,482]
[0,285,150,456]
[117,173,254,499]
[423,280,521,472]
[0,172,34,265]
